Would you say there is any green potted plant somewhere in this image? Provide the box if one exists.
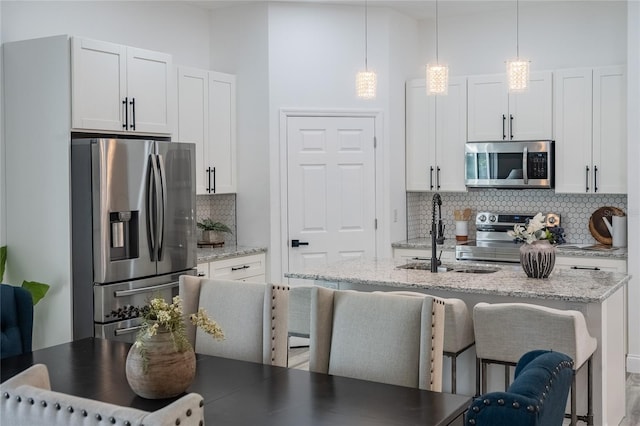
[0,245,50,305]
[196,219,233,244]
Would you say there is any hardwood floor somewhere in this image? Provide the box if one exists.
[288,347,640,425]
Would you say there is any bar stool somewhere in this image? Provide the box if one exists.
[375,291,475,394]
[473,302,597,426]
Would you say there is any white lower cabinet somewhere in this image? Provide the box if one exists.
[555,255,627,273]
[197,253,266,282]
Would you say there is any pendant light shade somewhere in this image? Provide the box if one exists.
[356,0,376,99]
[426,0,448,95]
[507,0,530,92]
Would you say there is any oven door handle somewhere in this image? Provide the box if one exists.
[522,146,529,185]
[114,325,144,336]
[114,281,179,298]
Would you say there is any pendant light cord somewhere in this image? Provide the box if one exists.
[364,0,369,71]
[435,0,439,64]
[516,0,520,59]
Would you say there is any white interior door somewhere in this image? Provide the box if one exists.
[286,115,377,282]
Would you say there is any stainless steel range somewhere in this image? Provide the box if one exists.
[455,212,560,263]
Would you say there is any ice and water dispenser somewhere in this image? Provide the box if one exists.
[109,211,139,261]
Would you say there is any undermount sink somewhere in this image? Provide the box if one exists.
[397,262,499,274]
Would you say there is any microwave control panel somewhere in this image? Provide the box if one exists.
[527,152,548,179]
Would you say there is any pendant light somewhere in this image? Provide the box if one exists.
[356,0,376,99]
[507,0,530,92]
[426,0,448,95]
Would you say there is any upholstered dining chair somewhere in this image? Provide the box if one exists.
[0,364,204,426]
[374,291,475,394]
[180,275,290,367]
[309,287,446,391]
[473,302,597,426]
[465,350,574,426]
[1,284,34,359]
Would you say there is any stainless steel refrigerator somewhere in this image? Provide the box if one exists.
[71,137,197,342]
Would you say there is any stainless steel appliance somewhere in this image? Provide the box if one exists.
[465,140,554,189]
[71,137,197,342]
[455,212,560,263]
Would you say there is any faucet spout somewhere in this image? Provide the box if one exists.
[431,193,444,272]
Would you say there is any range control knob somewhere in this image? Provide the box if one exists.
[548,216,556,225]
[489,215,497,223]
[478,214,487,223]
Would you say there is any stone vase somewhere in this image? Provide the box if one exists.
[202,230,225,244]
[519,240,556,279]
[125,327,196,399]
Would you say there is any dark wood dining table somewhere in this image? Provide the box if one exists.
[1,338,471,425]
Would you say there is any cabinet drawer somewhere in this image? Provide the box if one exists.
[555,255,627,273]
[209,253,266,280]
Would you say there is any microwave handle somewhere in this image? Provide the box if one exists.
[522,146,529,185]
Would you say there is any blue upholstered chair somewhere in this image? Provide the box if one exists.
[1,284,34,359]
[465,350,574,426]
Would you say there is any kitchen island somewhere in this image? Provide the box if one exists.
[285,257,630,426]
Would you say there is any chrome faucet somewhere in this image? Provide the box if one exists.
[431,193,445,273]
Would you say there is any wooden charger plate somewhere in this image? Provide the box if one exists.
[588,206,625,245]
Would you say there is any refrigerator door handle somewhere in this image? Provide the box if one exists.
[148,154,160,261]
[156,153,167,260]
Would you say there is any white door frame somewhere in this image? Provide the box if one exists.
[275,108,387,282]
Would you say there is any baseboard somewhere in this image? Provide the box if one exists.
[627,354,640,373]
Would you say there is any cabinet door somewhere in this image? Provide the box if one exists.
[126,47,172,134]
[435,77,467,192]
[593,66,626,194]
[178,67,210,195]
[209,72,237,194]
[509,71,553,140]
[554,68,593,193]
[406,79,436,191]
[71,37,127,132]
[467,75,508,141]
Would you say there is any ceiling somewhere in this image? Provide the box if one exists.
[184,0,526,20]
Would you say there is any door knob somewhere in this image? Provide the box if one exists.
[291,239,309,248]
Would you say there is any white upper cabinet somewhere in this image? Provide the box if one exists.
[467,71,552,141]
[406,77,467,192]
[554,66,626,194]
[177,67,236,195]
[72,37,172,134]
[209,72,237,194]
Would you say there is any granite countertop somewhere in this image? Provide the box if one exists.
[284,257,629,303]
[197,245,267,263]
[392,238,628,260]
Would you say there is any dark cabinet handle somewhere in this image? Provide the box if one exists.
[231,265,250,271]
[429,166,434,190]
[122,97,128,129]
[436,166,441,190]
[594,165,598,193]
[129,98,136,130]
[509,114,514,140]
[291,240,309,248]
[213,166,216,193]
[585,165,590,192]
[206,167,212,193]
[571,266,601,271]
[502,114,506,140]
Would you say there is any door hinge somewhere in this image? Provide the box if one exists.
[373,136,377,149]
[374,218,378,230]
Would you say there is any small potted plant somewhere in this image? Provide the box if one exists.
[197,219,233,244]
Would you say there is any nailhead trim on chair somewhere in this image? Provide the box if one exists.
[3,391,205,426]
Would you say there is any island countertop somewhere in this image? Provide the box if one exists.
[284,257,630,303]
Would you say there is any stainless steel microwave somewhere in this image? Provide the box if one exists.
[465,140,554,189]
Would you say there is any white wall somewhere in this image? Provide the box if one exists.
[1,1,211,69]
[626,0,640,374]
[0,3,4,248]
[417,0,627,78]
[209,4,271,259]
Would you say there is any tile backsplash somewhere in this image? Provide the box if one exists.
[196,194,237,246]
[407,190,628,245]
